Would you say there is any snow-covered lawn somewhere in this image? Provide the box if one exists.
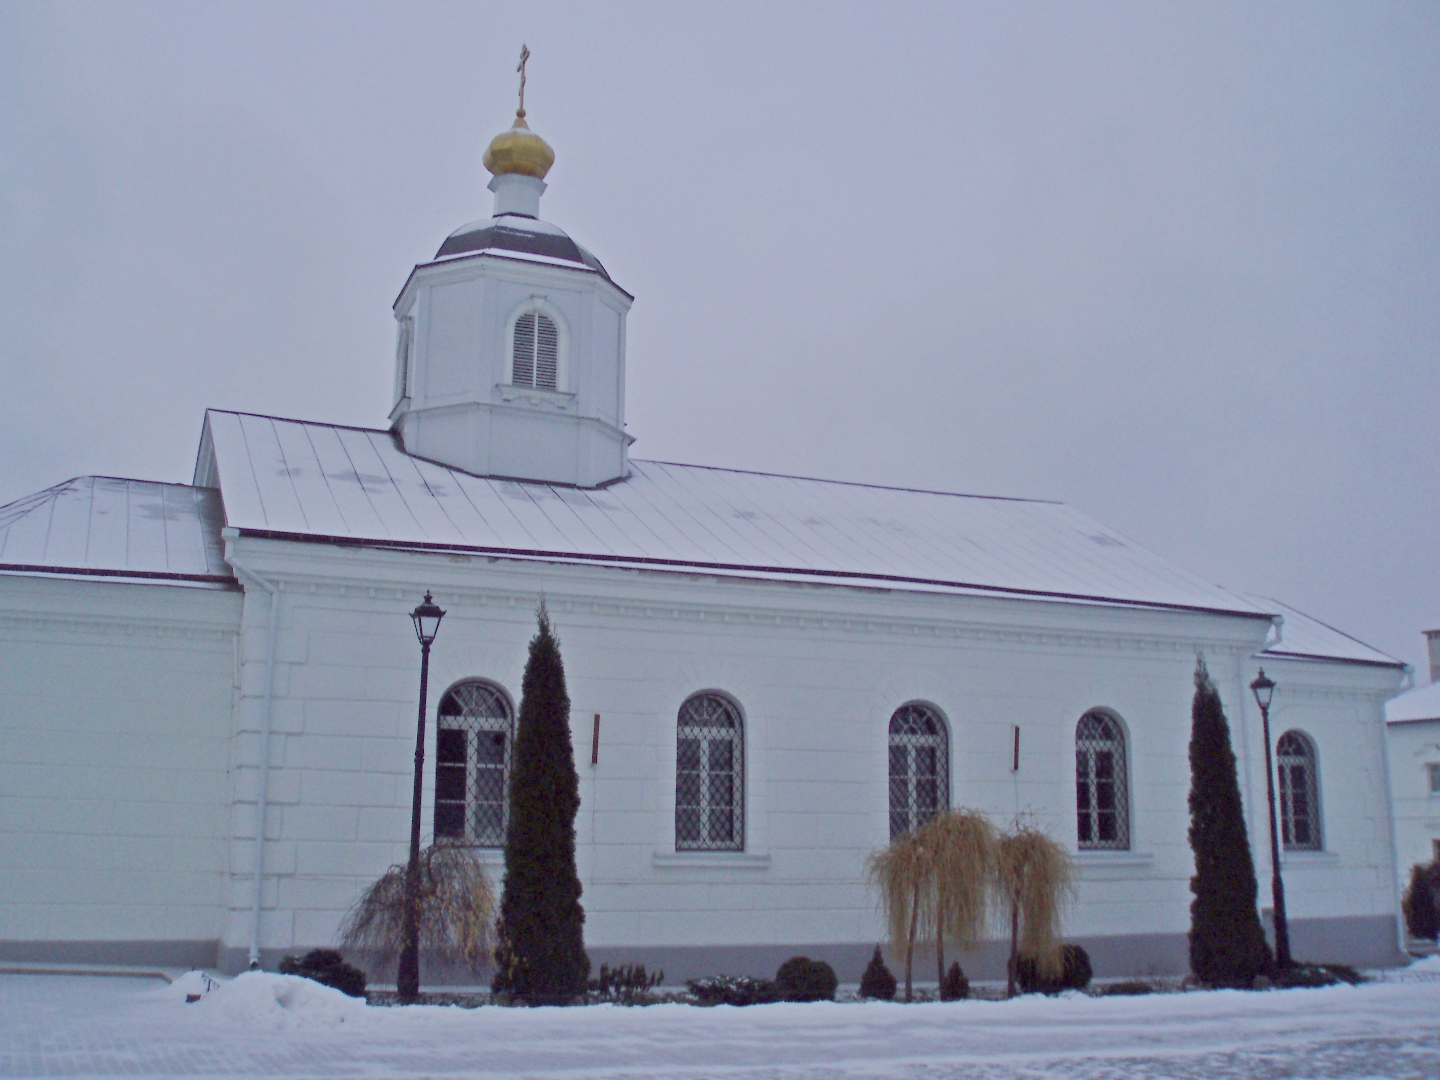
[3,963,1439,1079]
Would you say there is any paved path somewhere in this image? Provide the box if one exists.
[2,972,1437,1079]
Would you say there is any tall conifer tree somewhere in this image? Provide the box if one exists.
[492,604,588,1003]
[1187,657,1271,986]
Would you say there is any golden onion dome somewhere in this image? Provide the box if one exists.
[483,112,555,180]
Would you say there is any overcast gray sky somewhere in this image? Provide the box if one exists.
[2,1,1436,673]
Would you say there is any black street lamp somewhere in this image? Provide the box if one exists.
[1250,668,1292,970]
[398,591,445,1003]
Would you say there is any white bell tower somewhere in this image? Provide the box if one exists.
[389,64,633,488]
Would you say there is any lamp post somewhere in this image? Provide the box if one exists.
[1250,668,1291,970]
[397,591,445,1003]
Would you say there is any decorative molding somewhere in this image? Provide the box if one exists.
[1073,851,1156,880]
[0,611,237,645]
[497,383,575,409]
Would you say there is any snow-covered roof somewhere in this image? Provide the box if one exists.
[1387,681,1440,724]
[198,409,1273,618]
[1251,595,1403,668]
[0,476,232,586]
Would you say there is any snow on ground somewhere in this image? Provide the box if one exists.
[3,967,1439,1079]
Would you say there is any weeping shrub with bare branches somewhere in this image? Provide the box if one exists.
[865,828,931,1002]
[993,821,1075,998]
[921,810,995,994]
[865,809,995,1001]
[338,844,496,981]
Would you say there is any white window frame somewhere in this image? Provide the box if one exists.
[674,692,745,852]
[504,298,568,393]
[1276,729,1323,852]
[1076,709,1131,852]
[887,702,950,839]
[434,679,514,849]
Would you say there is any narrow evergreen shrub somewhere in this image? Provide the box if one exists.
[1402,862,1440,941]
[492,605,589,1005]
[1015,943,1091,994]
[1187,658,1272,987]
[686,975,777,1006]
[858,945,897,1000]
[940,961,969,1001]
[277,949,367,998]
[774,956,838,1002]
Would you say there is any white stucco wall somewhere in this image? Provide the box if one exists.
[0,574,240,962]
[1387,716,1440,878]
[216,532,1406,976]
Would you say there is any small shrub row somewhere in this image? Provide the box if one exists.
[687,956,840,1006]
[277,949,367,998]
[1015,944,1092,995]
[589,963,664,1005]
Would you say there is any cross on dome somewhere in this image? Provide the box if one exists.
[483,44,554,181]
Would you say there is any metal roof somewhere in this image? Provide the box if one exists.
[199,409,1272,617]
[1252,595,1402,668]
[0,477,232,585]
[434,214,613,282]
[1386,681,1440,724]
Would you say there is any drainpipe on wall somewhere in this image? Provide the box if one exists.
[226,551,281,970]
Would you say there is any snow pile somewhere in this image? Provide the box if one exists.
[1406,954,1440,974]
[189,971,374,1029]
[156,969,225,1002]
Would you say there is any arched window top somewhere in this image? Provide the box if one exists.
[889,702,947,739]
[888,702,950,838]
[1277,729,1322,851]
[1277,730,1313,758]
[434,679,513,848]
[1076,708,1130,851]
[438,679,510,720]
[675,693,744,851]
[511,307,561,391]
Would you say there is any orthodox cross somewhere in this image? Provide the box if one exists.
[517,44,531,116]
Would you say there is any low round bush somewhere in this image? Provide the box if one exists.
[1015,944,1092,995]
[277,948,367,998]
[686,975,776,1006]
[774,956,838,1002]
[1098,979,1153,996]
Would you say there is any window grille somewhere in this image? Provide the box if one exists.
[434,680,512,847]
[675,694,744,850]
[888,703,949,838]
[1277,731,1321,851]
[1076,710,1130,850]
[512,310,559,391]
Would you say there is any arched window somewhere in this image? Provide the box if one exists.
[1277,731,1321,851]
[888,703,949,838]
[434,680,513,847]
[675,693,744,851]
[511,309,560,390]
[1076,710,1130,850]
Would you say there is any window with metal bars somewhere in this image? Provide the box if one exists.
[511,310,560,391]
[888,703,949,838]
[434,680,512,847]
[1277,730,1321,851]
[1076,710,1130,850]
[675,693,744,851]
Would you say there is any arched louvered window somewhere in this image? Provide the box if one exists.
[888,703,949,838]
[1277,730,1321,851]
[434,680,513,847]
[511,309,560,391]
[1076,710,1130,850]
[675,693,744,851]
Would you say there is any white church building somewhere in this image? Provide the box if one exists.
[0,97,1412,981]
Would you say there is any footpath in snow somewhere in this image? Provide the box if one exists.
[2,959,1439,1079]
